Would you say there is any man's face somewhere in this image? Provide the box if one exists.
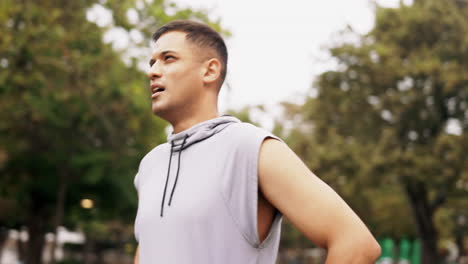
[147,31,205,118]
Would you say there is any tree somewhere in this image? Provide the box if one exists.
[0,0,225,263]
[279,0,468,263]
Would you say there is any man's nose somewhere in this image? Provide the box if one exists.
[147,62,162,80]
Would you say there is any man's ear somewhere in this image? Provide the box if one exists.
[202,58,221,85]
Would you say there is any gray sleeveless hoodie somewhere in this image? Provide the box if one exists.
[133,115,283,264]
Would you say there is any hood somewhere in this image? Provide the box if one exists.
[167,114,240,152]
[160,114,241,217]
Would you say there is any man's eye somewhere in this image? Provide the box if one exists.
[164,55,175,61]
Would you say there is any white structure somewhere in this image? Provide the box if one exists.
[0,227,84,264]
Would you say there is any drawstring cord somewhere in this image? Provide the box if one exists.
[160,143,174,217]
[160,134,189,217]
[169,134,188,206]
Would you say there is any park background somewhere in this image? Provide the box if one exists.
[0,0,467,263]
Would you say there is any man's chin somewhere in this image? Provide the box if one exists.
[151,104,170,118]
[151,108,164,116]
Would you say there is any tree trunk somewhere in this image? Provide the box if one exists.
[17,233,26,263]
[403,180,440,264]
[0,227,8,263]
[26,215,47,264]
[83,235,94,264]
[49,166,69,264]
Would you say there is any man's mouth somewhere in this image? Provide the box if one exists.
[151,86,165,98]
[153,87,165,94]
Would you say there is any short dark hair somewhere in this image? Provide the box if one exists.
[152,20,228,90]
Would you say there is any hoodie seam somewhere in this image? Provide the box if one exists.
[219,188,257,247]
[249,135,280,249]
[218,123,257,247]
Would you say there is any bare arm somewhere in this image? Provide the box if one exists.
[134,246,139,264]
[258,138,381,263]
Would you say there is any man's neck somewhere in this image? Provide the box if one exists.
[171,112,221,134]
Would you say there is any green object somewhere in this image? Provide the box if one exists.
[378,238,395,264]
[410,239,421,264]
[398,238,411,264]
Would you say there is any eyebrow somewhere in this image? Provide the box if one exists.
[149,50,177,66]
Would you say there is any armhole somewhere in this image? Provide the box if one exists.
[220,124,284,249]
[251,134,284,249]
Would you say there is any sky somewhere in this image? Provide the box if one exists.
[88,0,415,130]
[169,0,405,128]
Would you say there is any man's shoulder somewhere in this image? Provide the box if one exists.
[228,122,270,137]
[139,142,170,165]
[226,122,282,149]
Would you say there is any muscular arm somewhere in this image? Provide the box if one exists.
[134,246,139,264]
[258,138,381,263]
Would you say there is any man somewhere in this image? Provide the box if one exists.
[133,20,381,264]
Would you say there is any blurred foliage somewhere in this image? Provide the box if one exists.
[226,105,262,126]
[276,0,468,263]
[0,0,226,263]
